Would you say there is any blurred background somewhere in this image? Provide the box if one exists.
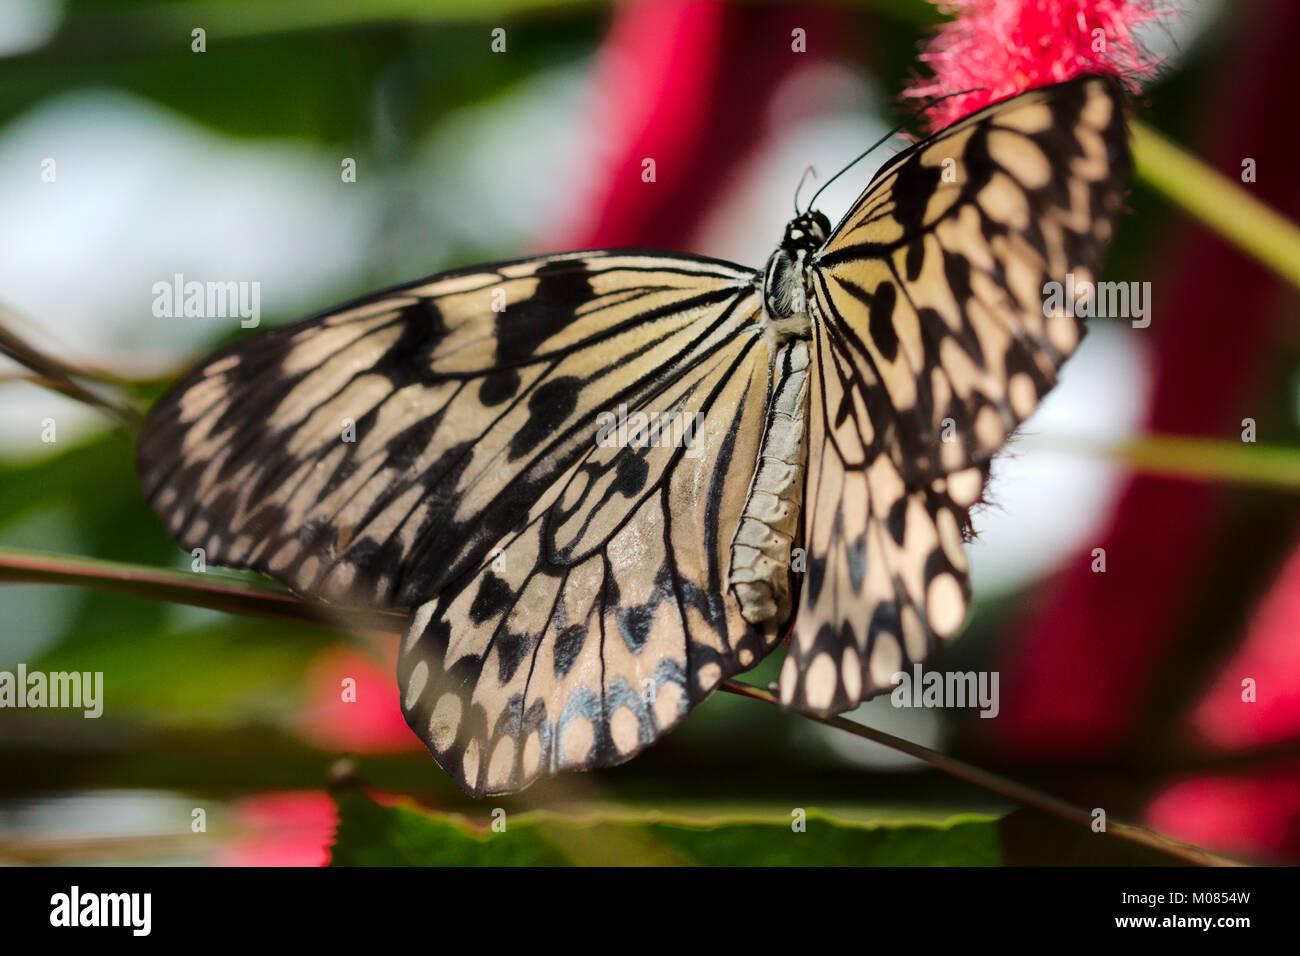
[1,0,1298,865]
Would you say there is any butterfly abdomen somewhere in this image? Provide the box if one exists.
[727,339,810,625]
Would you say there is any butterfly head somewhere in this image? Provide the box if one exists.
[781,210,832,256]
[763,210,831,327]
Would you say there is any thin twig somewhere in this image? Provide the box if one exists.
[718,679,1242,866]
[0,548,404,636]
[1019,433,1300,492]
[0,545,1244,865]
[0,308,141,432]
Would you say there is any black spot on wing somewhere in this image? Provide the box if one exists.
[478,369,521,407]
[904,239,925,282]
[508,376,580,461]
[942,249,973,304]
[806,507,839,606]
[494,630,532,684]
[383,415,440,473]
[887,496,908,546]
[552,623,587,679]
[414,297,447,338]
[868,599,901,644]
[602,570,621,608]
[470,572,512,625]
[846,532,867,592]
[379,300,443,389]
[867,281,899,363]
[805,549,827,606]
[614,452,650,498]
[615,603,654,654]
[890,158,943,236]
[495,260,593,366]
[916,307,946,368]
[957,124,997,200]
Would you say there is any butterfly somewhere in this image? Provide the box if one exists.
[137,75,1129,795]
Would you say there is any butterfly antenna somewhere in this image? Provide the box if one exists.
[793,165,818,214]
[802,88,985,214]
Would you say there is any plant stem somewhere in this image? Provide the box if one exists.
[1020,433,1300,491]
[0,548,403,636]
[1132,119,1300,290]
[0,310,140,431]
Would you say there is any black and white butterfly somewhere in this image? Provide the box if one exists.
[138,76,1129,795]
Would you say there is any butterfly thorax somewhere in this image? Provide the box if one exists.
[761,210,830,342]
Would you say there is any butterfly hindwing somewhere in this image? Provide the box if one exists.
[780,317,981,713]
[400,316,791,794]
[781,76,1129,713]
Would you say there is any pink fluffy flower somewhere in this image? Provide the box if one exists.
[906,0,1167,131]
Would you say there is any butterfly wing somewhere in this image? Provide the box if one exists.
[138,251,791,792]
[780,76,1130,713]
[400,326,791,795]
[140,251,758,609]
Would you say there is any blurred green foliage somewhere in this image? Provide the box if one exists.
[330,789,1197,865]
[332,788,1005,865]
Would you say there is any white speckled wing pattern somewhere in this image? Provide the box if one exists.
[138,253,794,794]
[399,314,791,794]
[779,76,1129,714]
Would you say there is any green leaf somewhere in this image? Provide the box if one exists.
[331,790,1227,866]
[330,788,1003,866]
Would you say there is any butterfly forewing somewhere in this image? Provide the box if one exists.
[780,76,1130,714]
[138,252,760,611]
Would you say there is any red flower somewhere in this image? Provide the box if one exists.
[216,791,336,867]
[1146,766,1300,864]
[293,644,421,754]
[1188,533,1300,751]
[905,0,1166,130]
[558,0,848,250]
